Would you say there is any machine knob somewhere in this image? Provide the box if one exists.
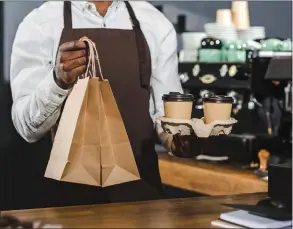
[258,149,270,172]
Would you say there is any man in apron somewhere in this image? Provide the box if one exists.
[9,1,183,208]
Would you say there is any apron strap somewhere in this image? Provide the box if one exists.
[125,2,151,89]
[64,1,73,29]
[124,1,140,28]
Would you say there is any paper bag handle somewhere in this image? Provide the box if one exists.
[79,37,105,80]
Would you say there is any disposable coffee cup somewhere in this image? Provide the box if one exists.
[203,96,233,124]
[162,92,194,120]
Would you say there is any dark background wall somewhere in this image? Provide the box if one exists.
[151,1,292,38]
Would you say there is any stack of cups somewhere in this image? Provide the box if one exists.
[231,1,250,30]
[205,9,237,41]
[216,9,233,26]
[237,27,266,41]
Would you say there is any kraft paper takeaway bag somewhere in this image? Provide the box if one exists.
[45,38,140,187]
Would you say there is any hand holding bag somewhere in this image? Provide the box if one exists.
[45,37,140,187]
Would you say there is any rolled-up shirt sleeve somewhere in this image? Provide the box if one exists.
[150,23,183,122]
[10,19,68,143]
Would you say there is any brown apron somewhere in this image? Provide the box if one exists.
[46,1,162,206]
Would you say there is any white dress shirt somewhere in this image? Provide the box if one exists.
[10,1,183,143]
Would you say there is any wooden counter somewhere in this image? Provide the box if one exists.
[2,193,267,228]
[158,153,268,195]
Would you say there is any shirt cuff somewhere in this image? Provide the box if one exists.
[36,69,69,105]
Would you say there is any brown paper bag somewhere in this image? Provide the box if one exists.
[44,38,140,187]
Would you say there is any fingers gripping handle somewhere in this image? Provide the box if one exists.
[79,37,105,80]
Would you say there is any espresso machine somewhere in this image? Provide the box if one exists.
[178,50,292,165]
